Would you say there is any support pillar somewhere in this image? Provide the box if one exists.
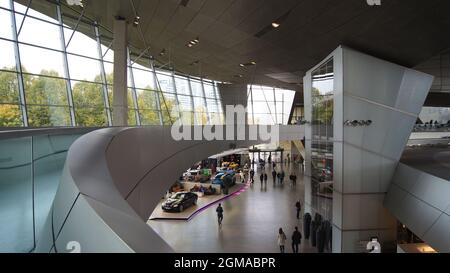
[112,17,128,126]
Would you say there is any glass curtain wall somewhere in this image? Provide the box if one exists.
[0,0,223,127]
[247,84,295,125]
[310,59,334,218]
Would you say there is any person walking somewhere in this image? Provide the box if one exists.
[216,203,224,227]
[263,172,268,184]
[280,170,285,184]
[260,173,264,184]
[277,228,287,253]
[291,226,302,253]
[250,169,255,184]
[277,172,281,184]
[289,173,297,186]
[271,169,277,184]
[295,200,301,219]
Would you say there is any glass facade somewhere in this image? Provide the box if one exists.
[0,0,223,127]
[310,59,334,207]
[247,84,295,125]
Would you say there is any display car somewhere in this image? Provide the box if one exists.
[212,170,236,188]
[161,191,198,212]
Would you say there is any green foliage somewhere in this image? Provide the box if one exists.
[0,67,179,127]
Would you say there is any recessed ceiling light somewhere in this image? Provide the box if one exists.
[186,43,193,47]
[250,61,256,65]
[239,63,245,67]
[193,37,199,43]
[271,22,280,28]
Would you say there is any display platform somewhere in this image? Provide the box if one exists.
[148,183,247,221]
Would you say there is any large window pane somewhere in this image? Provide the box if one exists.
[177,94,192,111]
[137,89,157,110]
[175,76,190,95]
[132,67,154,89]
[0,8,13,39]
[0,104,22,126]
[25,74,68,106]
[14,1,58,22]
[0,71,20,104]
[16,14,62,50]
[27,105,71,126]
[0,39,17,71]
[156,72,174,93]
[19,44,65,76]
[72,81,104,107]
[203,82,215,98]
[139,109,160,125]
[103,62,114,84]
[67,54,101,82]
[190,79,203,97]
[63,24,99,59]
[75,106,107,126]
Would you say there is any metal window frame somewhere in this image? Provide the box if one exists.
[9,0,28,126]
[56,2,76,126]
[95,22,112,126]
[127,48,141,126]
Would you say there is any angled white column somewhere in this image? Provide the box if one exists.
[112,18,128,126]
[304,46,433,253]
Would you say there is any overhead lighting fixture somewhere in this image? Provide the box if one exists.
[271,22,280,28]
[239,61,257,67]
[133,16,140,26]
[186,37,200,48]
[66,0,83,7]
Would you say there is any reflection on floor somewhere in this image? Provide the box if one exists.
[149,183,246,220]
[148,163,327,253]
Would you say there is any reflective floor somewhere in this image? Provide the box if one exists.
[148,163,322,253]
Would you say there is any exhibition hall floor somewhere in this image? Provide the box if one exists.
[148,163,323,253]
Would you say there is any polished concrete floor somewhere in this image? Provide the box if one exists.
[148,163,321,253]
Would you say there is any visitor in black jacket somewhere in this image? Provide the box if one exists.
[292,226,302,253]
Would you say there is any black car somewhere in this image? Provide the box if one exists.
[162,191,198,212]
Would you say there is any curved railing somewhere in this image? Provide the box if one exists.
[35,125,304,253]
[0,127,98,253]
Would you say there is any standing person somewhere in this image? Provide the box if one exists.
[272,161,276,169]
[277,228,287,253]
[216,203,224,227]
[250,169,255,184]
[280,170,285,184]
[291,226,302,253]
[295,201,301,219]
[290,173,297,186]
[263,172,268,184]
[277,172,281,184]
[272,169,277,184]
[260,173,264,184]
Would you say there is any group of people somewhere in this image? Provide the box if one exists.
[277,200,303,253]
[277,226,302,253]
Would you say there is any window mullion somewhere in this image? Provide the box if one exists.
[9,0,28,126]
[56,2,76,126]
[95,23,112,126]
